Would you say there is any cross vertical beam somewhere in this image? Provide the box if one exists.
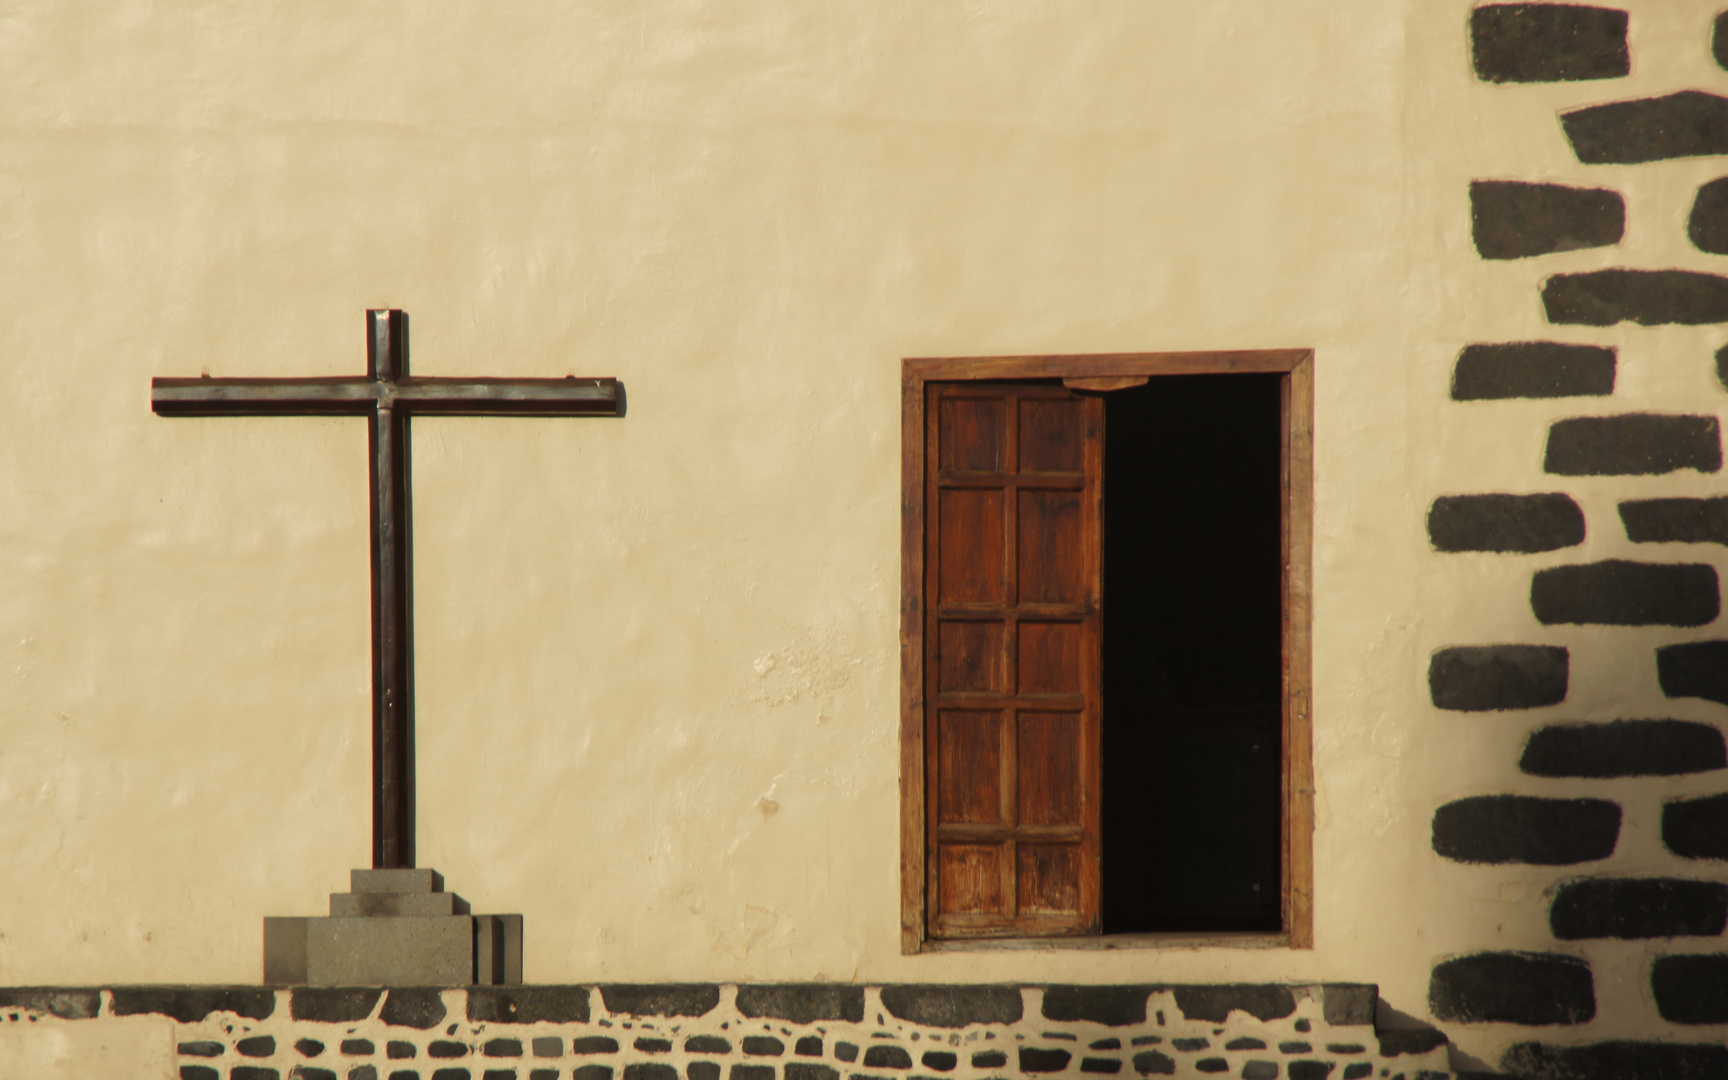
[369,310,414,868]
[154,309,622,868]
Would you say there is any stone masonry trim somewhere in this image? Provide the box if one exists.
[1544,414,1722,476]
[1432,795,1620,865]
[1470,180,1623,259]
[1561,91,1728,164]
[1542,269,1728,326]
[1469,4,1630,84]
[1452,341,1615,400]
[0,984,1454,1080]
[1530,559,1720,626]
[1429,952,1595,1025]
[1428,493,1584,553]
[1428,644,1568,711]
[1658,640,1728,706]
[1520,719,1727,778]
[1621,497,1728,546]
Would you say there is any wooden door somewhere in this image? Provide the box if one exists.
[924,382,1103,938]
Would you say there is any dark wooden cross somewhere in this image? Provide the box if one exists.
[153,309,622,869]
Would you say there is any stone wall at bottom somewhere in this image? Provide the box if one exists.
[0,983,1460,1080]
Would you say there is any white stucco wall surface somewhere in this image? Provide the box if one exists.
[0,1,1722,1070]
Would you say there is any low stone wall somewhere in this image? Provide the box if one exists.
[0,983,1458,1080]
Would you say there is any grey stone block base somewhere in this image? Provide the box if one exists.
[263,869,522,986]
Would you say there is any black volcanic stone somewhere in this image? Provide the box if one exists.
[381,989,446,1029]
[341,1039,375,1055]
[468,987,589,1024]
[880,986,1022,1027]
[1504,1040,1728,1079]
[971,1051,1006,1069]
[483,1039,522,1057]
[1195,1061,1228,1075]
[179,1041,224,1056]
[1131,1051,1174,1076]
[736,985,863,1023]
[1521,719,1727,777]
[920,1052,957,1072]
[1720,343,1728,391]
[1622,496,1728,545]
[1543,269,1728,325]
[573,1037,620,1054]
[1172,986,1295,1023]
[1551,877,1728,939]
[725,1067,769,1080]
[1471,181,1623,259]
[627,1066,678,1080]
[429,1041,469,1058]
[1285,1066,1333,1080]
[1665,793,1728,859]
[1080,1059,1122,1074]
[1377,1030,1447,1057]
[1433,796,1620,864]
[1019,1047,1073,1073]
[1546,414,1722,475]
[1653,954,1728,1023]
[741,1038,783,1057]
[1532,560,1719,626]
[1563,91,1728,163]
[1691,177,1728,254]
[181,1067,219,1080]
[293,989,381,1023]
[1042,986,1150,1026]
[636,1039,673,1054]
[1452,342,1616,400]
[237,1036,276,1057]
[599,986,718,1018]
[1431,952,1594,1024]
[109,987,274,1023]
[1470,3,1629,81]
[1429,493,1584,553]
[1322,985,1375,1026]
[230,1069,280,1080]
[1241,1063,1277,1080]
[1429,645,1568,711]
[1717,13,1728,71]
[687,1037,733,1054]
[1659,640,1728,706]
[0,990,99,1019]
[785,1067,837,1080]
[864,1046,913,1069]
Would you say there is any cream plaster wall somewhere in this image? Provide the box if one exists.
[0,0,1719,1065]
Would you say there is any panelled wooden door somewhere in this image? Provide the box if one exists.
[924,382,1103,938]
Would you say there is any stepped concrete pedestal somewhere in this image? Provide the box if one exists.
[263,869,522,986]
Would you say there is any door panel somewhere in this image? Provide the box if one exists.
[926,382,1102,937]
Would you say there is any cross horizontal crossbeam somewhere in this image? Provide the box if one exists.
[152,375,620,416]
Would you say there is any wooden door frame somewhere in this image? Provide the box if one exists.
[900,350,1315,954]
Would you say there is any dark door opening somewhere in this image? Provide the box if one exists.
[1100,374,1285,933]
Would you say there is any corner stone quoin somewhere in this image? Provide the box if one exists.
[1561,91,1728,164]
